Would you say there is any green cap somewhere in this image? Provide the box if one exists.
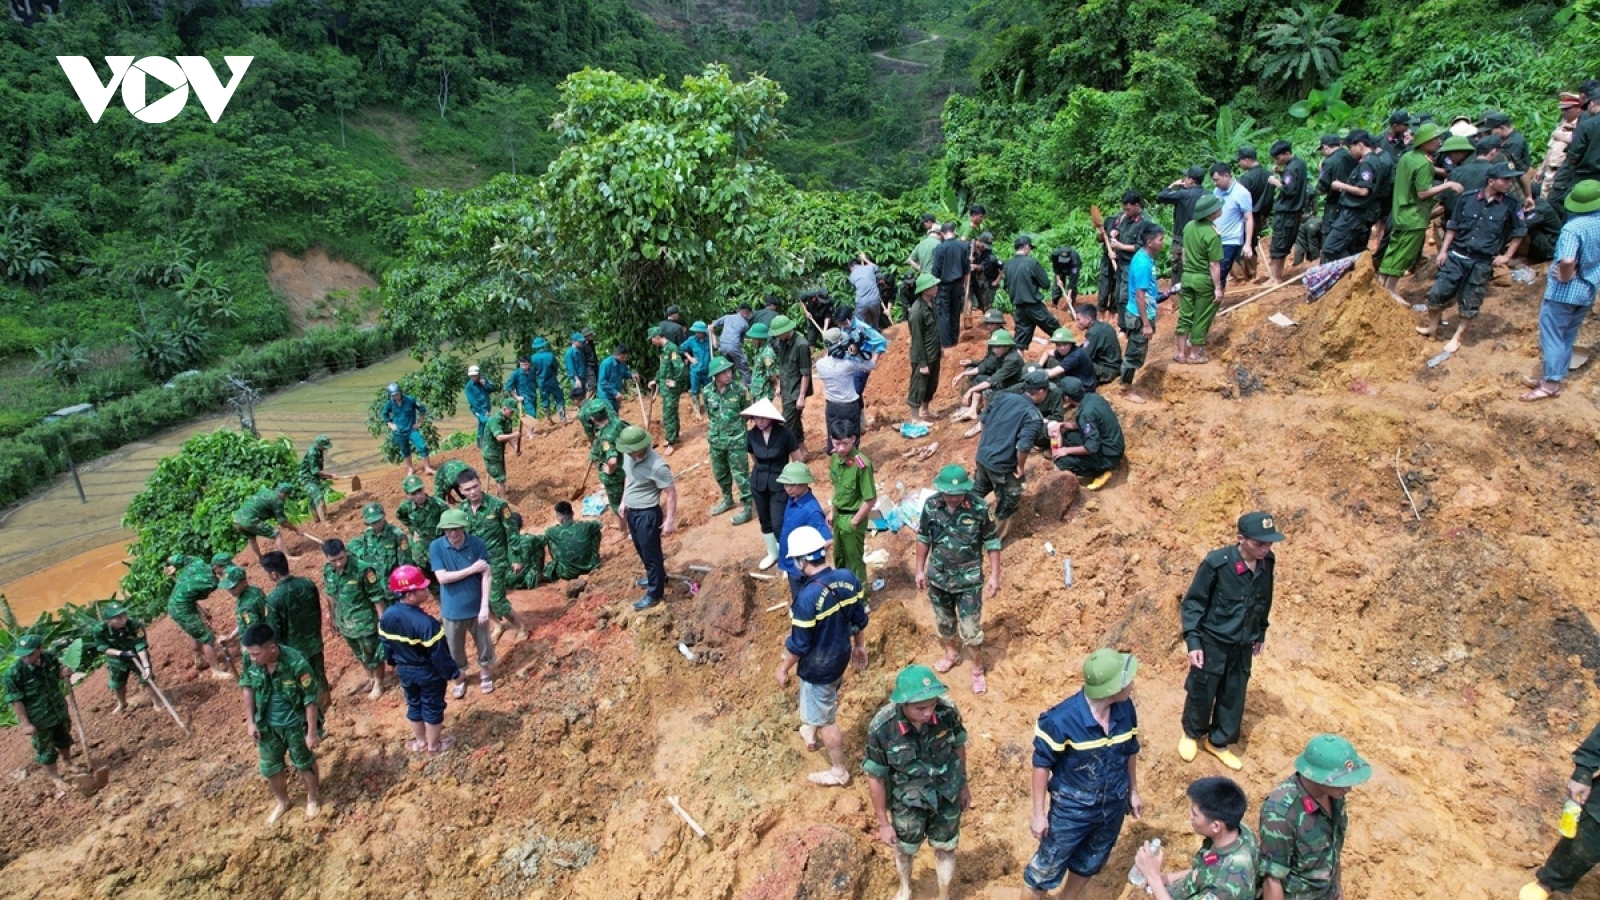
[776,461,814,485]
[709,357,734,377]
[1049,327,1077,344]
[617,426,652,453]
[219,565,247,590]
[769,315,797,337]
[363,502,386,524]
[1567,179,1600,214]
[1411,122,1446,146]
[275,481,293,494]
[167,553,187,567]
[210,552,235,568]
[15,634,42,653]
[933,464,973,494]
[747,323,770,340]
[1439,134,1474,153]
[981,309,1006,325]
[890,664,948,704]
[914,273,939,295]
[581,398,612,422]
[401,474,425,493]
[987,329,1016,348]
[437,509,471,531]
[647,326,663,338]
[1193,195,1224,219]
[1294,734,1372,787]
[1238,511,1285,542]
[1082,648,1139,700]
[313,434,331,448]
[101,602,128,620]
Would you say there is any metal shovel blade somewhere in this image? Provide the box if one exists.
[1426,349,1453,368]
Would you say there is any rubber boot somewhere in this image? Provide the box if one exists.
[710,493,735,516]
[731,502,754,526]
[758,533,780,570]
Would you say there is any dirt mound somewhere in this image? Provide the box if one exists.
[268,248,380,330]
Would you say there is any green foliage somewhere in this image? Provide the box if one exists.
[365,355,465,463]
[0,596,118,726]
[31,339,91,386]
[1288,81,1359,131]
[438,431,479,452]
[1256,4,1351,99]
[1195,106,1273,168]
[120,431,300,617]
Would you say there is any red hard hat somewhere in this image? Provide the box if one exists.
[388,564,431,594]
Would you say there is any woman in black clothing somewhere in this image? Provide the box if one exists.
[743,398,801,570]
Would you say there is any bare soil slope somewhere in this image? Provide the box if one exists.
[5,258,1600,900]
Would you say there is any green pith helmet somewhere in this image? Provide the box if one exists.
[401,474,425,493]
[15,634,42,653]
[167,553,187,567]
[709,357,734,377]
[891,664,948,704]
[313,434,331,448]
[617,426,651,453]
[914,273,939,294]
[1050,327,1077,344]
[101,602,128,620]
[981,309,1006,325]
[275,482,293,494]
[437,509,471,531]
[1082,648,1139,700]
[210,552,234,568]
[362,501,386,524]
[581,398,612,422]
[776,461,814,485]
[1439,135,1474,153]
[933,464,973,494]
[769,315,797,337]
[1294,734,1373,787]
[987,329,1016,347]
[748,322,770,340]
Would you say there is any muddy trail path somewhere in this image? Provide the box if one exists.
[3,257,1600,900]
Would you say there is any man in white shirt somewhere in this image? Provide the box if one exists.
[1211,162,1255,291]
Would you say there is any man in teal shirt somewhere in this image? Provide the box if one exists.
[463,365,498,444]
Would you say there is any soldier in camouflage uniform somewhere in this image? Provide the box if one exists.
[541,501,603,583]
[648,326,689,453]
[747,322,779,402]
[1132,776,1260,900]
[434,459,471,505]
[239,623,323,826]
[321,538,387,700]
[1259,734,1371,900]
[232,481,306,560]
[93,602,153,714]
[220,564,268,651]
[165,552,233,679]
[586,399,630,530]
[456,466,533,642]
[299,435,338,523]
[479,397,518,495]
[397,474,448,588]
[349,502,411,590]
[703,357,755,523]
[507,512,547,590]
[4,634,76,794]
[261,550,329,709]
[1524,718,1600,900]
[863,664,970,900]
[915,465,1003,696]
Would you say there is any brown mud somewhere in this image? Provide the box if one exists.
[4,257,1600,900]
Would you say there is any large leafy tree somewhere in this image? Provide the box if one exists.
[1256,4,1351,99]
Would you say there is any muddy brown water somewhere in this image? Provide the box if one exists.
[0,355,480,624]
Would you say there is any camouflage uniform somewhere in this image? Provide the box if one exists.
[234,585,269,637]
[542,519,603,582]
[460,494,516,618]
[322,561,384,671]
[397,493,449,574]
[590,414,630,513]
[93,618,149,692]
[167,558,220,644]
[1173,824,1261,900]
[702,378,753,507]
[266,575,327,694]
[3,651,72,764]
[916,493,1001,646]
[239,645,319,776]
[508,530,547,590]
[1258,776,1347,900]
[580,397,617,443]
[751,343,780,403]
[299,443,330,506]
[349,523,411,590]
[233,488,287,538]
[434,459,471,504]
[861,698,969,856]
[656,340,689,445]
[480,408,516,484]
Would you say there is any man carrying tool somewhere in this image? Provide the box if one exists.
[349,501,411,589]
[775,524,869,789]
[261,550,329,709]
[378,565,462,754]
[541,501,603,584]
[93,602,153,715]
[479,396,518,495]
[827,421,877,585]
[232,482,306,561]
[165,552,233,680]
[586,399,631,532]
[238,623,323,825]
[703,356,755,523]
[5,634,76,795]
[397,474,448,589]
[1178,512,1283,772]
[1258,734,1371,900]
[382,383,435,478]
[865,664,970,900]
[1419,161,1528,351]
[457,466,534,643]
[464,364,498,444]
[321,538,387,700]
[299,435,338,524]
[648,325,689,456]
[916,464,1002,696]
[220,564,268,651]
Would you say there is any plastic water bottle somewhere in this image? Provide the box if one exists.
[1044,542,1056,556]
[1561,800,1582,838]
[1128,838,1160,890]
[1511,266,1536,284]
[1062,558,1074,588]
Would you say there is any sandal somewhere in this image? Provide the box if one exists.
[932,654,961,674]
[480,677,495,695]
[429,736,456,754]
[1189,354,1210,365]
[1521,385,1561,402]
[451,682,466,700]
[405,739,428,753]
[971,670,988,695]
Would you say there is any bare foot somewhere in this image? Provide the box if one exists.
[1416,325,1436,337]
[516,629,530,643]
[112,701,126,715]
[368,680,383,701]
[305,801,320,820]
[890,887,912,900]
[1122,391,1147,404]
[662,445,675,457]
[489,621,505,643]
[933,652,961,674]
[265,800,290,826]
[807,768,851,787]
[210,669,234,681]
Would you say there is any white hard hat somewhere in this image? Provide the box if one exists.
[467,365,481,376]
[786,525,828,559]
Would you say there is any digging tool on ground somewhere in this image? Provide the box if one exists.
[64,682,109,797]
[635,381,651,431]
[348,474,362,492]
[1089,205,1117,274]
[137,651,189,734]
[569,458,595,502]
[1218,267,1319,317]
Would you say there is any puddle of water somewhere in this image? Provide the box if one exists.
[0,354,480,622]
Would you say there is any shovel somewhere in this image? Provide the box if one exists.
[569,458,596,501]
[64,683,109,797]
[137,651,190,734]
[348,474,362,492]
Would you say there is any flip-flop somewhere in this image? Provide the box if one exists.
[1189,355,1210,365]
[480,678,495,695]
[807,769,851,787]
[1520,386,1561,402]
[932,654,961,674]
[798,724,820,752]
[451,682,466,700]
[429,736,456,754]
[405,739,428,753]
[971,670,988,695]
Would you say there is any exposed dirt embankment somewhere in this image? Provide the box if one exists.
[5,257,1600,900]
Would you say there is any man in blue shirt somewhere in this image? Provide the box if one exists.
[528,337,566,424]
[1211,163,1255,291]
[1120,226,1166,404]
[597,345,636,412]
[1525,179,1600,402]
[712,305,754,383]
[1022,649,1144,900]
[378,564,462,753]
[564,333,589,404]
[681,323,714,410]
[427,509,493,698]
[504,356,537,435]
[775,462,833,599]
[382,383,434,478]
[463,365,498,445]
[774,525,868,789]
